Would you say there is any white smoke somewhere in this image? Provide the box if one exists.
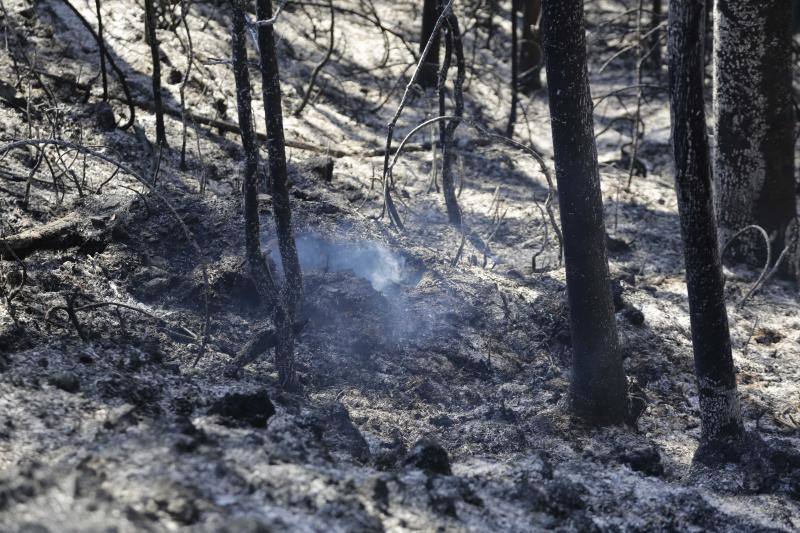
[268,233,407,293]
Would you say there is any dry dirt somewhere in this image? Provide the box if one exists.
[1,0,799,531]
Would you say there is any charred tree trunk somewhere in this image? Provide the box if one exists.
[646,0,662,72]
[439,14,465,227]
[541,0,628,425]
[418,0,442,90]
[668,0,745,461]
[506,1,519,137]
[144,0,167,145]
[713,0,798,279]
[256,0,303,390]
[230,0,278,305]
[94,0,108,100]
[519,0,543,92]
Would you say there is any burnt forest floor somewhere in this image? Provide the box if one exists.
[1,0,800,531]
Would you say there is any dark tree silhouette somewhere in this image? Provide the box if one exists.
[506,0,518,136]
[668,0,744,460]
[230,0,278,305]
[60,0,135,129]
[94,0,108,100]
[256,0,303,390]
[541,0,628,425]
[418,0,442,90]
[647,0,663,71]
[144,0,167,145]
[519,0,543,92]
[438,12,465,227]
[713,0,797,279]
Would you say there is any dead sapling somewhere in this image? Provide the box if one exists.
[60,0,135,129]
[293,0,334,117]
[226,0,303,391]
[144,0,167,145]
[506,0,519,137]
[380,0,456,230]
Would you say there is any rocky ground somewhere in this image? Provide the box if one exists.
[1,0,799,531]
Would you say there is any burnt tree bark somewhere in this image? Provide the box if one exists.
[144,0,167,145]
[230,0,279,305]
[506,0,519,137]
[94,0,108,100]
[256,0,303,390]
[438,13,465,227]
[541,0,628,425]
[668,0,745,460]
[713,0,798,279]
[519,0,542,92]
[418,0,442,90]
[647,0,662,72]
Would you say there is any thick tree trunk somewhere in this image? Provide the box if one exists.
[713,0,797,278]
[256,0,303,390]
[519,0,542,92]
[668,0,744,461]
[144,0,166,146]
[541,0,628,425]
[418,0,442,90]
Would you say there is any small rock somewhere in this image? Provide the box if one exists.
[18,7,36,19]
[94,101,116,131]
[622,306,645,326]
[404,438,451,476]
[103,403,136,429]
[323,403,370,463]
[301,156,334,182]
[209,390,275,428]
[429,414,453,428]
[49,371,80,393]
[606,234,632,255]
[619,446,664,476]
[374,438,406,471]
[754,327,783,346]
[167,68,183,85]
[541,479,586,516]
[166,495,198,525]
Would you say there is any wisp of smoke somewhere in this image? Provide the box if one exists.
[267,233,407,293]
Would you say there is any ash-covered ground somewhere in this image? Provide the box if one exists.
[1,0,799,531]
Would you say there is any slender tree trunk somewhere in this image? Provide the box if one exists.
[144,0,166,145]
[256,0,303,390]
[485,0,497,47]
[506,0,519,137]
[646,0,662,72]
[541,0,628,425]
[794,0,800,34]
[519,0,542,92]
[230,0,278,304]
[668,0,744,461]
[418,0,442,90]
[713,0,797,279]
[440,14,464,227]
[94,0,108,100]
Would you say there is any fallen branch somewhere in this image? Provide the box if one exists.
[0,212,84,259]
